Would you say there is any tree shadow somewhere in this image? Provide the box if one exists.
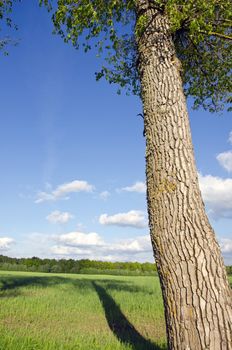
[0,275,68,297]
[0,275,166,348]
[72,278,153,294]
[92,282,163,350]
[0,274,154,296]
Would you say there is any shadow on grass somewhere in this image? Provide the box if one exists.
[0,274,165,349]
[92,282,163,350]
[0,275,155,302]
[0,276,69,297]
[0,276,65,291]
[0,274,153,295]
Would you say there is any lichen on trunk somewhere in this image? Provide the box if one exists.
[136,1,232,349]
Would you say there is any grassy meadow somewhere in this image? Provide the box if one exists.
[0,271,167,350]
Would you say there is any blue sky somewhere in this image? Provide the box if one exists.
[0,1,232,264]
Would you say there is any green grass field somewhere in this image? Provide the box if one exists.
[0,271,167,350]
[0,271,231,350]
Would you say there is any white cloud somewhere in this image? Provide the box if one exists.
[219,238,232,254]
[228,131,232,145]
[46,210,74,224]
[35,180,94,203]
[109,235,151,254]
[5,231,149,262]
[53,180,93,197]
[219,237,232,265]
[56,231,104,246]
[0,237,14,251]
[7,232,55,259]
[6,230,232,264]
[51,232,152,261]
[35,192,55,203]
[121,182,146,193]
[99,210,147,228]
[50,233,232,264]
[216,151,232,172]
[51,245,92,256]
[198,173,232,218]
[99,191,110,200]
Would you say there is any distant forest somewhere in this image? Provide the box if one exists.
[0,255,158,276]
[0,255,231,276]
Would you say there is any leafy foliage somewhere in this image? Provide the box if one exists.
[165,0,232,111]
[0,254,158,275]
[0,0,19,54]
[0,0,14,25]
[40,0,139,94]
[41,0,232,111]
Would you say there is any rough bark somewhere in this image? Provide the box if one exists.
[135,1,232,349]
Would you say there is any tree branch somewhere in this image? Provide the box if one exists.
[202,31,232,41]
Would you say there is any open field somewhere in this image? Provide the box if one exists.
[0,271,167,350]
[0,271,231,350]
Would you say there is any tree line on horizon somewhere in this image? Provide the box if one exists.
[0,254,231,276]
[0,254,160,275]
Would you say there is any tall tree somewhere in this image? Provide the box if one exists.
[41,0,232,348]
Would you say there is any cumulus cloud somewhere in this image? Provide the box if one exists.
[51,245,92,256]
[51,232,152,261]
[99,210,147,228]
[121,182,146,193]
[35,180,94,203]
[198,173,232,218]
[8,232,56,259]
[0,237,14,251]
[0,231,148,261]
[56,231,104,246]
[218,237,232,265]
[53,181,93,197]
[46,210,74,224]
[219,238,232,254]
[109,235,151,254]
[216,151,232,172]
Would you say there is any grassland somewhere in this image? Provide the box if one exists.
[1,271,231,350]
[0,271,167,350]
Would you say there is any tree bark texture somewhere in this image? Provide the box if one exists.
[135,1,232,349]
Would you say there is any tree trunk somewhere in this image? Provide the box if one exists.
[135,1,232,349]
